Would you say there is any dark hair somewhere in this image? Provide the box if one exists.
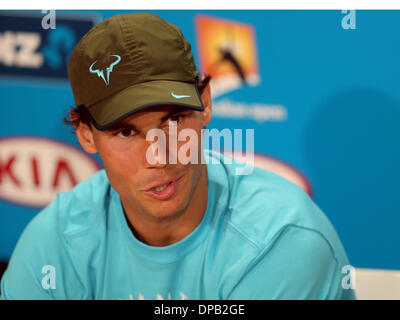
[64,74,212,130]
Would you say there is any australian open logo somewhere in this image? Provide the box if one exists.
[195,15,260,98]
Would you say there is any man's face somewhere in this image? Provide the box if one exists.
[78,104,211,221]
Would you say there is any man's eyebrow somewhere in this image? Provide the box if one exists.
[106,122,137,132]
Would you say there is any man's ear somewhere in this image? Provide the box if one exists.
[201,82,212,127]
[70,110,98,154]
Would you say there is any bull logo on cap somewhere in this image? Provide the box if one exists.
[89,54,121,85]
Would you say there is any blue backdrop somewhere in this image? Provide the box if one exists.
[0,10,399,270]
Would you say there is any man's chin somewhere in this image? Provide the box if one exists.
[147,201,187,221]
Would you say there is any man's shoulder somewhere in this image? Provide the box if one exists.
[8,169,111,274]
[58,169,110,210]
[210,153,343,257]
[29,169,111,238]
[2,170,111,299]
[226,165,323,245]
[205,155,353,299]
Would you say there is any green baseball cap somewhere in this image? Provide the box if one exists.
[67,12,205,130]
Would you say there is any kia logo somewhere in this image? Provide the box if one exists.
[0,136,101,207]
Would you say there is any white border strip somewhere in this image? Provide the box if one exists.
[3,1,400,10]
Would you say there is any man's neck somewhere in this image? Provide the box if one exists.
[122,165,208,247]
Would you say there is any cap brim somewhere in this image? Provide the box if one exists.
[86,80,205,130]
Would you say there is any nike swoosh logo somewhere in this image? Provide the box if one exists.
[171,92,191,99]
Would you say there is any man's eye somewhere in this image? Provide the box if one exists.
[168,114,183,125]
[116,128,135,138]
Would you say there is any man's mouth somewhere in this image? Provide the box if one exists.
[151,181,173,192]
[144,175,184,200]
[146,175,181,191]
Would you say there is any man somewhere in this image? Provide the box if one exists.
[0,12,355,300]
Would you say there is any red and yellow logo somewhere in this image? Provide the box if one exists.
[195,15,260,97]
